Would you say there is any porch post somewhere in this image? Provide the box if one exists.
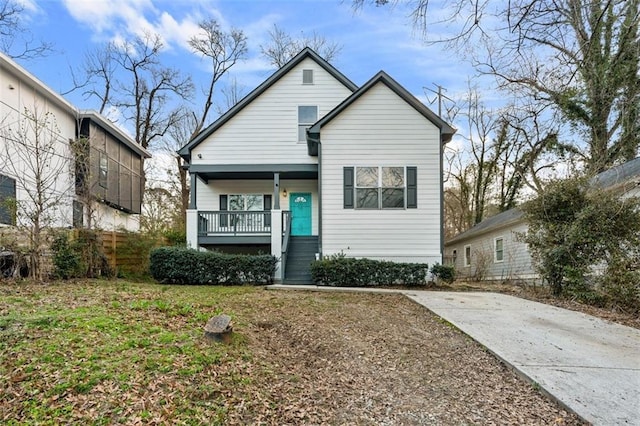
[189,173,197,209]
[273,172,280,210]
[271,209,283,282]
[186,210,198,249]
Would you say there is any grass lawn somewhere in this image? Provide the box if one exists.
[1,281,261,425]
[0,280,582,425]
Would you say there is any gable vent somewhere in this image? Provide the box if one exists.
[302,69,313,84]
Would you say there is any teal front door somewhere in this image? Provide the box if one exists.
[289,192,312,236]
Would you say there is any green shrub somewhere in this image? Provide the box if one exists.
[149,246,277,285]
[522,178,640,297]
[310,255,428,287]
[51,230,112,279]
[430,263,456,284]
[163,229,186,246]
[51,232,84,279]
[598,258,640,314]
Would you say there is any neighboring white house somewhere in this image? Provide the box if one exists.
[445,157,640,282]
[0,52,150,232]
[178,48,455,283]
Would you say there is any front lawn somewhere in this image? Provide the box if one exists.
[0,280,582,424]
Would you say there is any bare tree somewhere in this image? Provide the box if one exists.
[161,114,198,230]
[260,24,342,68]
[141,186,178,235]
[0,0,53,60]
[113,32,194,150]
[444,88,560,236]
[215,76,248,115]
[79,44,118,114]
[354,0,640,173]
[188,19,247,137]
[0,107,70,280]
[155,19,247,233]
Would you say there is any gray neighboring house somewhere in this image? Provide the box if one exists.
[445,157,640,282]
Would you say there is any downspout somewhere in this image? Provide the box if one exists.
[439,134,445,264]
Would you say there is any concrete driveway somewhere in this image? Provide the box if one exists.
[269,285,640,425]
[405,291,640,426]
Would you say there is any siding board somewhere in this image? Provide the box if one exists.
[191,58,352,165]
[320,82,442,265]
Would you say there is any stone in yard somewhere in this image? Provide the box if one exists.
[204,314,233,343]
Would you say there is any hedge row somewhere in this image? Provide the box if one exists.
[150,247,277,285]
[310,256,429,286]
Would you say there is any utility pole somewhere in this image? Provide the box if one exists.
[424,83,454,117]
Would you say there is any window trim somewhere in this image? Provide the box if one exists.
[354,166,406,209]
[494,237,504,263]
[302,69,314,84]
[298,105,318,143]
[464,245,471,267]
[227,194,264,211]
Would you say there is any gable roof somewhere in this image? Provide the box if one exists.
[307,71,456,144]
[177,47,358,161]
[446,208,525,245]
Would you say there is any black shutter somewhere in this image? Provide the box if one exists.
[344,167,354,209]
[263,194,272,227]
[407,167,417,209]
[219,194,228,227]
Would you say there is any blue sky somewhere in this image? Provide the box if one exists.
[15,0,479,122]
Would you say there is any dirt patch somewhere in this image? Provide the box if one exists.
[238,290,582,424]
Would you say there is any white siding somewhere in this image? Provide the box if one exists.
[0,64,76,228]
[196,179,319,235]
[0,55,141,232]
[191,58,353,165]
[446,220,537,281]
[93,203,140,231]
[320,82,442,265]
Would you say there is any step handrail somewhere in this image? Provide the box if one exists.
[281,211,291,279]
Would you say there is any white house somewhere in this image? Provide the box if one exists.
[445,157,640,282]
[0,52,150,232]
[178,48,455,283]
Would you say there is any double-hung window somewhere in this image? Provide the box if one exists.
[494,237,504,262]
[353,166,406,209]
[464,245,471,267]
[298,106,318,142]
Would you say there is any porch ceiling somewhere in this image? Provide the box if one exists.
[187,164,318,181]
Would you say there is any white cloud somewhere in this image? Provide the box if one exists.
[61,0,156,36]
[156,12,202,51]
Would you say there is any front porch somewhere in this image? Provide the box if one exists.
[195,210,290,245]
[184,163,320,282]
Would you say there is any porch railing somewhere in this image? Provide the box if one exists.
[198,211,272,235]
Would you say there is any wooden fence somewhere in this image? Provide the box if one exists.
[101,231,168,275]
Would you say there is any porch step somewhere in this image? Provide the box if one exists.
[284,236,318,285]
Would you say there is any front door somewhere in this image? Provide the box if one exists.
[289,192,312,236]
